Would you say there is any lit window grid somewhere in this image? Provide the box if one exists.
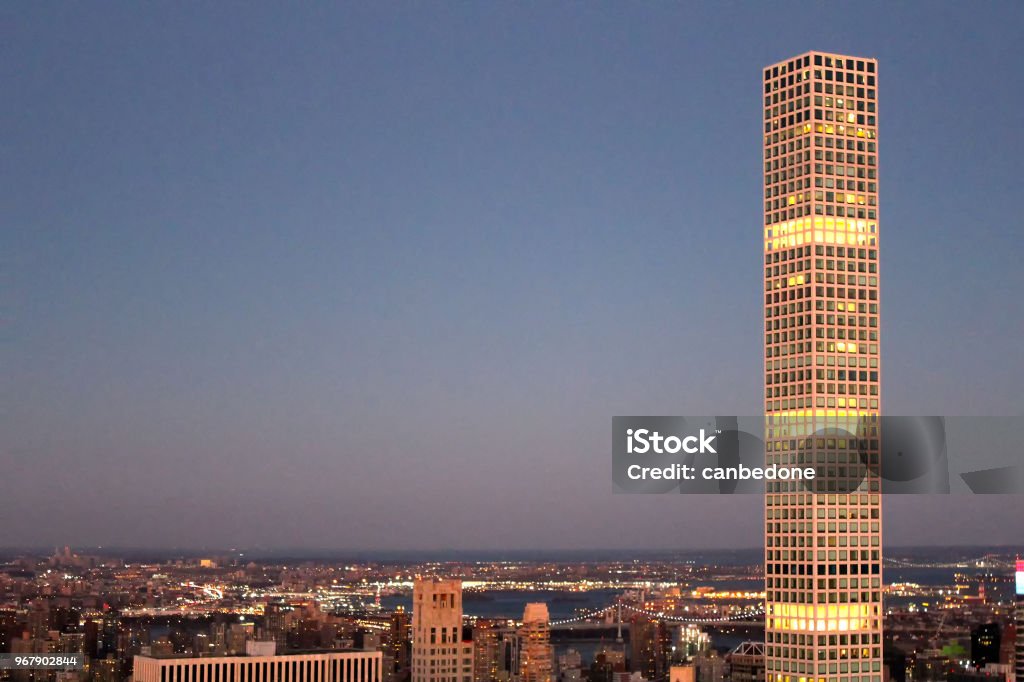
[762,52,881,418]
[763,52,878,226]
[761,52,884,682]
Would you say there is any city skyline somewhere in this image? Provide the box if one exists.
[2,5,1023,682]
[1,544,1019,682]
[4,2,1024,551]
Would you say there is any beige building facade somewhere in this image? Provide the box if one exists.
[762,51,883,682]
[412,579,472,682]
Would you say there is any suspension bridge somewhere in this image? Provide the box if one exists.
[883,553,1016,570]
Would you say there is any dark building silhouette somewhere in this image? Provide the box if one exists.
[882,639,906,682]
[970,623,1000,669]
[0,609,20,654]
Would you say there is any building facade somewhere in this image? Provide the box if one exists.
[517,604,551,682]
[411,579,472,682]
[470,619,501,682]
[970,623,1001,669]
[762,51,883,682]
[726,641,766,682]
[629,615,671,681]
[1015,560,1023,682]
[133,650,382,682]
[387,608,411,682]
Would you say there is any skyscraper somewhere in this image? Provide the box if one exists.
[389,608,412,682]
[412,578,473,682]
[629,615,670,681]
[762,51,883,682]
[518,604,552,682]
[471,619,502,682]
[630,614,660,680]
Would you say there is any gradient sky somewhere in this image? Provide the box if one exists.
[3,2,1023,551]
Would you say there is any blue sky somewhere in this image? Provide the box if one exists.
[3,1,1023,549]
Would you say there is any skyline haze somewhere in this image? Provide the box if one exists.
[3,2,1024,551]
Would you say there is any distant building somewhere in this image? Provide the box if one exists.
[518,604,552,682]
[247,641,279,657]
[590,645,627,682]
[92,656,120,682]
[882,639,907,682]
[263,602,290,649]
[289,618,325,651]
[669,664,695,682]
[0,608,20,654]
[134,650,382,682]
[725,641,764,682]
[947,666,1010,682]
[557,649,583,682]
[357,630,383,652]
[629,615,659,680]
[1000,623,1015,667]
[472,619,501,682]
[692,651,724,682]
[911,649,957,681]
[388,608,411,682]
[412,578,472,682]
[229,623,256,656]
[1015,559,1024,682]
[595,646,625,669]
[672,625,709,658]
[150,638,174,658]
[970,623,1000,669]
[611,673,644,682]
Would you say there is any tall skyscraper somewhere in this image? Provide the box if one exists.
[412,578,473,682]
[629,615,670,681]
[518,604,552,682]
[630,614,659,680]
[762,51,883,682]
[471,619,502,682]
[389,608,412,682]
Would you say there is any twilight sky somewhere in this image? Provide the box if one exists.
[3,2,1023,551]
